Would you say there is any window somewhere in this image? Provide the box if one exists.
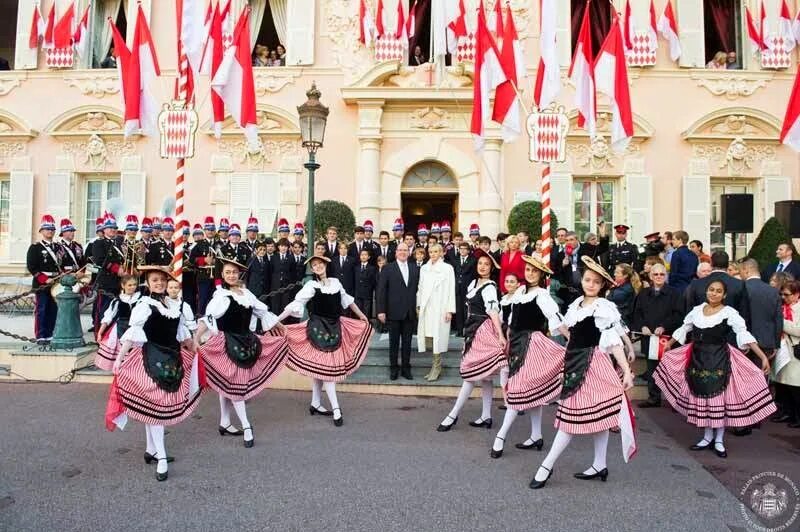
[401,162,457,191]
[0,179,9,256]
[0,0,17,69]
[703,0,742,69]
[709,181,752,260]
[573,180,615,241]
[252,0,315,66]
[91,0,127,69]
[571,0,612,59]
[253,1,286,66]
[84,178,120,240]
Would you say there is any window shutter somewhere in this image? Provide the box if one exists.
[9,171,34,263]
[14,0,39,70]
[675,0,705,68]
[683,175,711,249]
[763,176,791,220]
[229,173,252,227]
[555,0,571,67]
[549,172,573,231]
[253,173,280,232]
[46,171,73,223]
[625,173,653,243]
[120,171,146,218]
[285,0,315,66]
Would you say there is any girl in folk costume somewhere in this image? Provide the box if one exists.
[106,266,204,482]
[417,244,456,381]
[95,275,141,371]
[530,256,636,490]
[193,258,289,448]
[491,256,569,459]
[436,250,506,432]
[275,256,372,427]
[654,280,775,458]
[166,277,197,333]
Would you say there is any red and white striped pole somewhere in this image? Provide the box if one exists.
[173,0,192,283]
[540,163,552,268]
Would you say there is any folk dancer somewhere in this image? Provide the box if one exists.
[96,275,141,370]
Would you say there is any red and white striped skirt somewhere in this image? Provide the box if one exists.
[95,325,119,371]
[460,319,507,382]
[555,347,624,435]
[284,317,373,382]
[115,346,203,426]
[654,343,776,428]
[200,332,289,401]
[504,332,565,411]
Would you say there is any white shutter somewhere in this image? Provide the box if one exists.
[549,172,573,231]
[555,0,571,67]
[676,0,705,68]
[9,171,34,263]
[126,0,152,44]
[683,175,711,249]
[625,173,653,243]
[764,176,791,220]
[46,171,73,222]
[285,0,315,66]
[120,171,146,218]
[253,173,280,232]
[229,173,251,227]
[14,0,39,70]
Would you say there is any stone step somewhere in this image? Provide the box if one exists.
[346,364,476,387]
[361,350,465,368]
[368,333,465,352]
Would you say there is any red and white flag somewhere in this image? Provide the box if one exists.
[180,0,206,81]
[375,0,386,39]
[109,17,131,108]
[359,0,377,46]
[657,0,681,61]
[569,0,596,137]
[778,0,796,52]
[407,0,416,38]
[395,0,407,40]
[211,8,259,148]
[619,394,638,463]
[447,0,468,54]
[53,2,75,49]
[43,4,55,49]
[746,5,767,53]
[220,0,234,49]
[199,1,214,73]
[780,61,800,151]
[794,8,800,44]
[647,0,659,51]
[28,3,45,50]
[470,1,507,149]
[73,3,90,58]
[122,5,161,137]
[534,0,561,110]
[623,0,633,52]
[492,5,526,142]
[595,15,634,153]
[490,0,503,37]
[207,3,225,137]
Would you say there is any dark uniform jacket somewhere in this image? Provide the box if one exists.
[59,239,85,271]
[353,262,377,299]
[605,240,640,273]
[27,240,62,288]
[631,284,684,352]
[331,254,356,295]
[245,255,270,299]
[142,238,172,266]
[220,242,252,267]
[189,239,215,281]
[92,236,125,292]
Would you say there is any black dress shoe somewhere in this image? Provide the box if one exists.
[498,404,507,410]
[713,443,727,458]
[574,467,609,481]
[218,425,244,436]
[309,405,333,416]
[529,466,553,489]
[788,421,800,428]
[637,400,661,409]
[732,427,752,437]
[490,437,504,459]
[333,408,343,427]
[144,452,174,464]
[690,439,712,451]
[515,438,544,451]
[390,368,399,381]
[401,369,413,380]
[437,415,458,432]
[771,413,793,423]
[156,458,168,482]
[468,418,493,429]
[243,426,254,448]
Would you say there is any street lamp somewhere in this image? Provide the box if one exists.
[297,82,329,251]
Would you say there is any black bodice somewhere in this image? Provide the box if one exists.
[689,320,731,345]
[141,302,181,350]
[307,289,342,320]
[510,297,549,334]
[566,315,602,350]
[117,299,135,321]
[214,296,254,335]
[685,319,734,398]
[466,283,495,318]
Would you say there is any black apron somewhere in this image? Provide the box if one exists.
[141,302,184,393]
[507,295,550,378]
[306,289,343,352]
[560,315,602,400]
[462,283,496,357]
[215,296,262,369]
[685,320,732,398]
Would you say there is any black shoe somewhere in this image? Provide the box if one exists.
[788,421,800,428]
[390,368,399,381]
[574,466,609,481]
[144,452,174,464]
[498,404,507,410]
[529,466,553,489]
[332,408,343,427]
[243,426,254,448]
[218,425,243,436]
[690,439,712,451]
[156,458,168,482]
[515,438,544,451]
[713,442,727,458]
[401,369,413,380]
[771,413,793,423]
[490,437,504,459]
[469,418,493,429]
[437,415,458,432]
[87,326,95,333]
[732,427,752,437]
[309,405,333,417]
[637,400,661,409]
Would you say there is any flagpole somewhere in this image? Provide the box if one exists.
[173,0,190,283]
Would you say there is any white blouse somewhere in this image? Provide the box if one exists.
[465,279,499,315]
[510,286,564,334]
[119,296,191,345]
[672,304,756,349]
[168,298,197,331]
[100,292,141,325]
[564,296,624,353]
[201,287,279,334]
[284,278,355,319]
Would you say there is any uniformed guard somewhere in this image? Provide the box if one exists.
[440,220,454,256]
[141,217,171,266]
[216,217,230,249]
[391,217,404,246]
[606,224,641,274]
[85,216,105,333]
[26,215,62,343]
[244,216,261,256]
[276,217,291,242]
[58,218,85,272]
[220,224,252,268]
[92,212,125,330]
[160,217,176,261]
[182,223,200,312]
[468,223,481,248]
[189,217,217,314]
[293,222,306,254]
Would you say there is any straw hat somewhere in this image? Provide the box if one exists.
[473,248,500,270]
[581,255,615,284]
[522,254,553,275]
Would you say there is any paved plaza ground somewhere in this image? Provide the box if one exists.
[2,382,799,531]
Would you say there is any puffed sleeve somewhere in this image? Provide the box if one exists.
[482,283,500,315]
[672,306,698,345]
[176,311,192,342]
[100,299,119,325]
[595,299,624,353]
[200,292,231,334]
[285,281,316,318]
[725,306,757,349]
[248,290,280,330]
[535,289,563,334]
[182,302,197,332]
[119,303,152,345]
[339,283,356,309]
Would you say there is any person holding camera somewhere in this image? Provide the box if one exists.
[552,223,609,308]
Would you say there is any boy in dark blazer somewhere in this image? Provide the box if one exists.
[331,241,356,295]
[354,248,377,321]
[453,242,476,336]
[246,241,270,301]
[269,238,296,315]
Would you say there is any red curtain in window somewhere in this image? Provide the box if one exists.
[704,0,735,58]
[410,0,431,63]
[571,0,613,59]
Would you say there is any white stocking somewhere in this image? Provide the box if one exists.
[149,424,167,475]
[322,381,341,419]
[145,424,156,455]
[528,406,544,442]
[232,400,252,442]
[583,430,609,474]
[218,395,232,428]
[697,427,714,446]
[493,408,519,451]
[480,380,494,421]
[443,381,475,426]
[311,378,326,411]
[535,429,573,481]
[714,427,725,451]
[499,367,509,389]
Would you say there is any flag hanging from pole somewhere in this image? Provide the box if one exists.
[534,0,561,110]
[73,3,90,58]
[407,0,416,38]
[470,0,507,150]
[375,0,386,39]
[29,3,45,50]
[359,0,377,46]
[208,3,225,138]
[595,14,634,153]
[43,4,55,49]
[492,5,526,142]
[395,0,407,40]
[657,0,681,61]
[569,0,596,137]
[53,2,75,49]
[780,61,800,151]
[778,0,796,52]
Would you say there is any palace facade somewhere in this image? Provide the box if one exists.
[0,0,797,274]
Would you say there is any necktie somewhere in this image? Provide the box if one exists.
[461,257,465,266]
[341,257,344,267]
[778,263,785,273]
[362,264,365,272]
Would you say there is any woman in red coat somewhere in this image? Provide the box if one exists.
[500,235,526,294]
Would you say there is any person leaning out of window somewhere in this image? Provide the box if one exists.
[706,51,727,69]
[253,45,270,67]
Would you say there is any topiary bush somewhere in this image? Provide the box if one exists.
[507,200,559,241]
[308,200,356,243]
[746,216,798,270]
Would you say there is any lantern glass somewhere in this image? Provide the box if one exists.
[297,82,329,152]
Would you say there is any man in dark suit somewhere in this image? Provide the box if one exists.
[552,226,609,294]
[269,238,296,315]
[684,251,749,320]
[667,230,699,294]
[331,242,356,295]
[761,242,800,282]
[353,249,377,320]
[376,243,419,380]
[375,231,395,263]
[348,226,371,262]
[246,241,270,301]
[453,242,476,336]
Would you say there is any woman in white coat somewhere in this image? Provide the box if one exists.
[417,244,456,381]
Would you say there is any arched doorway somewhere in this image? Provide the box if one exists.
[401,161,458,233]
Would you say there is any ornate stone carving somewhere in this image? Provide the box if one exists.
[0,142,25,169]
[0,77,22,96]
[568,136,617,171]
[218,137,300,170]
[254,70,299,95]
[409,107,450,130]
[75,112,122,132]
[691,74,770,99]
[255,111,281,131]
[692,139,776,176]
[324,0,376,84]
[84,134,110,170]
[0,122,12,133]
[63,73,120,98]
[62,136,135,170]
[383,63,472,88]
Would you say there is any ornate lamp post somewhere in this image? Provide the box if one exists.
[297,82,329,252]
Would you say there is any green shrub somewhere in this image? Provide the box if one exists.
[746,216,798,270]
[507,200,559,241]
[307,200,356,243]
